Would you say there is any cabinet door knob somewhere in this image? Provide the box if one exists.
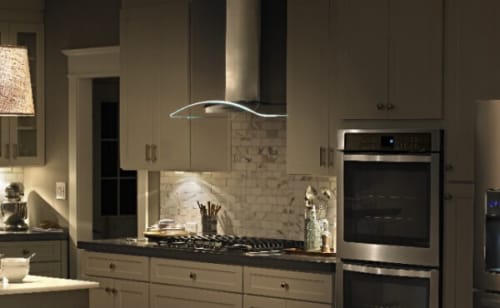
[280,281,289,290]
[22,249,30,256]
[104,287,112,293]
[109,263,116,270]
[189,272,197,280]
[444,193,453,201]
[445,164,454,171]
[111,288,118,295]
[386,103,395,110]
[376,103,386,110]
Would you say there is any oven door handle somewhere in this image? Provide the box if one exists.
[343,263,437,278]
[343,154,432,163]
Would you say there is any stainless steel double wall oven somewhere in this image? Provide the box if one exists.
[336,129,443,308]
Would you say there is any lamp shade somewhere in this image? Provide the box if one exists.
[0,45,34,116]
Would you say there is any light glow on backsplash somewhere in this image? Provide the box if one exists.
[160,114,336,241]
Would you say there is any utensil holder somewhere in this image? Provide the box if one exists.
[201,215,217,235]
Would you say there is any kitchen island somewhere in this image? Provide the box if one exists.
[0,275,98,308]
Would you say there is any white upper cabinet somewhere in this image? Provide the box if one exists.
[0,22,44,166]
[120,0,229,171]
[287,0,334,175]
[333,0,443,119]
[120,0,190,171]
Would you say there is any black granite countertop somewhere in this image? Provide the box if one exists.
[0,229,69,241]
[78,239,336,273]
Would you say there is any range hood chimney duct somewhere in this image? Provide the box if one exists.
[225,0,260,103]
[170,0,287,119]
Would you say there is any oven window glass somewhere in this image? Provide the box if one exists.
[344,161,431,247]
[344,270,430,308]
[486,217,500,273]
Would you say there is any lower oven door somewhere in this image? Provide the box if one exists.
[336,261,439,308]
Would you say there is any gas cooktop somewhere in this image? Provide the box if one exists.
[149,234,303,255]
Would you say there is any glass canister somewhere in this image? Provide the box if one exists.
[304,205,321,251]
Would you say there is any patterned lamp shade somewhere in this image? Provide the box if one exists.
[0,45,34,116]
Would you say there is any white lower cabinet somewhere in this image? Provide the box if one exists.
[244,295,331,308]
[243,267,333,305]
[85,276,149,308]
[0,240,68,278]
[150,283,242,308]
[80,251,150,308]
[80,251,335,308]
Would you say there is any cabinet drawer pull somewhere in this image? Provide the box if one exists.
[386,103,395,110]
[104,287,112,293]
[12,144,18,159]
[445,164,454,171]
[145,144,151,162]
[111,288,118,295]
[444,193,453,201]
[328,147,334,167]
[280,281,289,290]
[189,272,197,280]
[376,103,386,110]
[151,144,157,162]
[109,263,116,270]
[22,249,30,256]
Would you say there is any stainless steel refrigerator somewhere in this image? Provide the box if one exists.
[474,99,500,307]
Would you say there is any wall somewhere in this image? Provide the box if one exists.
[160,114,337,242]
[24,0,120,229]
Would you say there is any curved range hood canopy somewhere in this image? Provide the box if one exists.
[170,0,287,119]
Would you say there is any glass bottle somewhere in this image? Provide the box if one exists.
[305,205,321,251]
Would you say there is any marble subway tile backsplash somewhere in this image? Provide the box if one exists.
[160,114,336,241]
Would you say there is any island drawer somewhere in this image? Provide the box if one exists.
[151,258,243,293]
[243,267,333,303]
[81,251,149,282]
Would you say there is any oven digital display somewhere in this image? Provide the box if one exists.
[381,136,395,148]
[486,190,500,216]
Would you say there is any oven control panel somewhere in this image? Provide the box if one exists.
[343,132,432,152]
[486,189,500,217]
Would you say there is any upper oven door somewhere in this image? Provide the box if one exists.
[338,152,441,266]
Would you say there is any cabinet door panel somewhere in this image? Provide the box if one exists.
[389,0,443,119]
[30,262,61,277]
[335,0,388,119]
[286,0,330,175]
[119,7,155,169]
[153,0,190,170]
[115,280,149,308]
[150,283,242,308]
[85,276,115,308]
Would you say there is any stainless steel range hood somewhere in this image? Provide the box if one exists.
[170,0,287,119]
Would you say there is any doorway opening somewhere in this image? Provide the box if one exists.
[92,77,137,239]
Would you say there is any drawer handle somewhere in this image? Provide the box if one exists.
[189,272,197,280]
[105,287,112,293]
[109,263,116,270]
[280,282,289,290]
[111,288,118,295]
[22,249,30,256]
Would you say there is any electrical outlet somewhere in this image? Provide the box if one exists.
[56,182,66,200]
